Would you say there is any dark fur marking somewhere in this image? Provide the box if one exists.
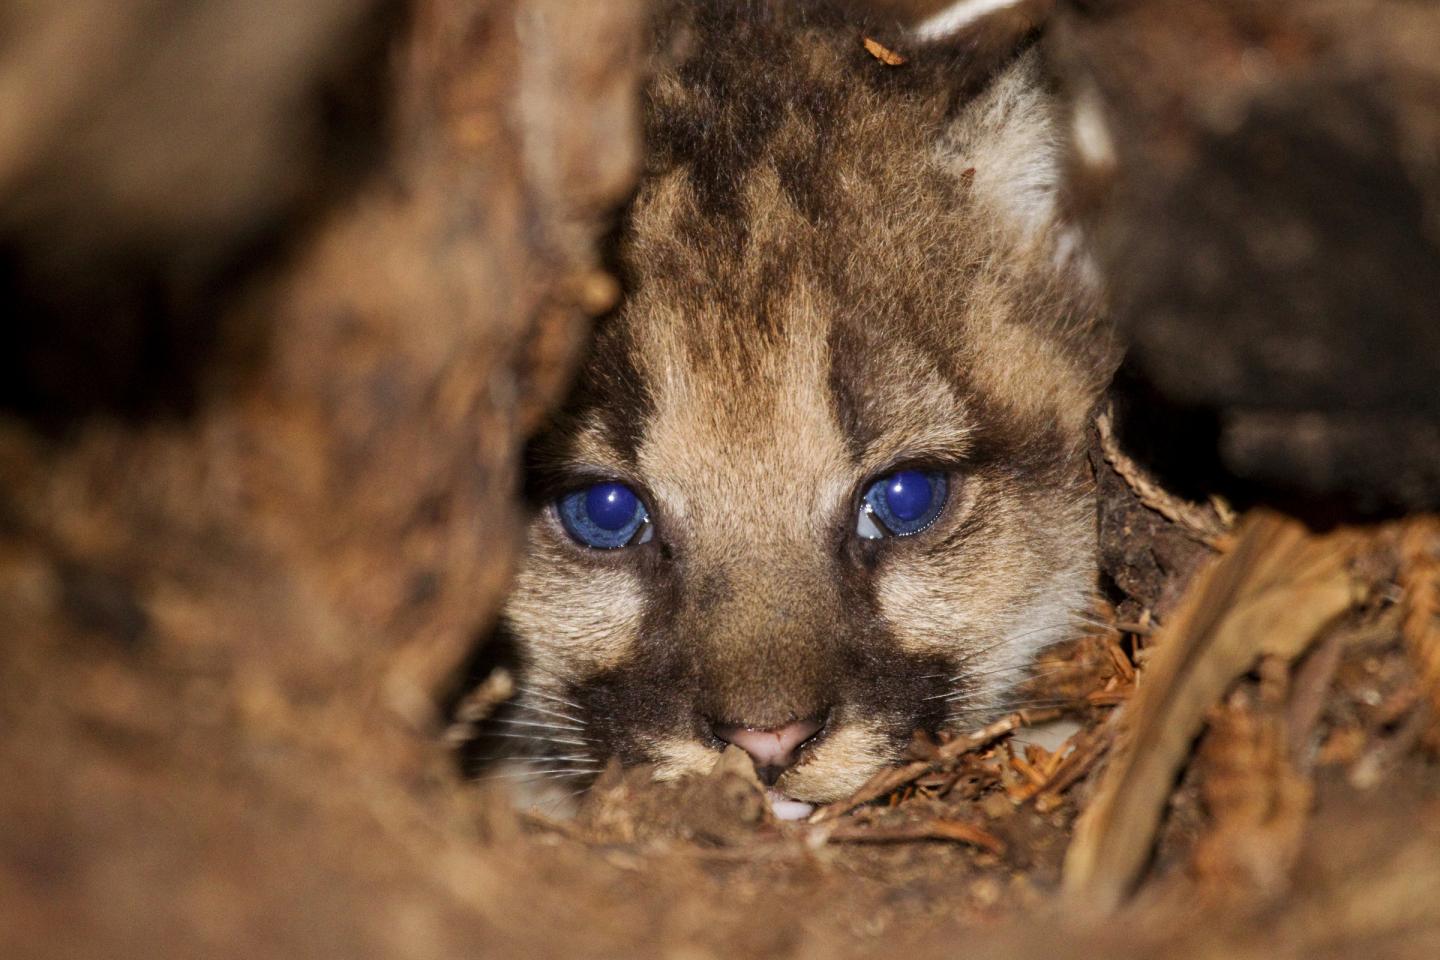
[826,323,879,462]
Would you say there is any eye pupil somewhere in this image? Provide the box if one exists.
[884,470,933,523]
[585,482,639,531]
[557,481,649,549]
[858,468,948,539]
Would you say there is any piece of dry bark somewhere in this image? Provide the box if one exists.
[1095,407,1229,546]
[1064,511,1363,911]
[861,36,908,65]
[1399,518,1440,715]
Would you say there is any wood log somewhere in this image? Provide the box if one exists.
[0,2,644,956]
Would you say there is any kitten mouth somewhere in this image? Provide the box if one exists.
[766,790,816,822]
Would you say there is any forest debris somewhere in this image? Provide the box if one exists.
[1064,511,1363,911]
[1095,408,1229,545]
[1190,682,1313,905]
[821,818,1005,855]
[1398,518,1440,714]
[575,751,770,847]
[810,709,1062,823]
[1104,633,1136,683]
[1348,703,1433,790]
[1033,723,1117,813]
[1285,628,1347,770]
[861,36,908,65]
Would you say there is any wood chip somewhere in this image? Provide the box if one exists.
[1285,626,1347,770]
[1063,511,1362,911]
[861,36,907,65]
[442,668,515,744]
[1104,633,1137,683]
[1033,720,1118,812]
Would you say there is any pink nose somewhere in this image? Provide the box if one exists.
[712,718,824,782]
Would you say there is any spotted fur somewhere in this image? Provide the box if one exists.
[489,0,1117,804]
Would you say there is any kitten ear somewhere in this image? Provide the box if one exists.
[911,0,1054,54]
[937,47,1068,250]
[910,1,1091,277]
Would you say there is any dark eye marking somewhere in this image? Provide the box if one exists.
[856,469,949,539]
[556,481,655,550]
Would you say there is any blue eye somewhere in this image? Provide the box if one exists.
[857,469,948,539]
[556,481,653,549]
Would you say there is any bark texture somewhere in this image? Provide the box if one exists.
[2,2,1438,959]
[0,1,643,956]
[1050,0,1440,511]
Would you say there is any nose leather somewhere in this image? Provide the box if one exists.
[712,718,823,780]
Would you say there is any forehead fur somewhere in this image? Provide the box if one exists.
[545,0,1110,483]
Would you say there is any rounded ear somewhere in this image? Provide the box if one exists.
[849,0,1108,355]
[926,3,1102,290]
[846,0,1054,92]
[910,0,1054,45]
[901,1,1112,372]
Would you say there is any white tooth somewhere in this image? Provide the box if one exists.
[768,790,816,821]
[856,503,886,540]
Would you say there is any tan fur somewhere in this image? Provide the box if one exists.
[489,1,1117,805]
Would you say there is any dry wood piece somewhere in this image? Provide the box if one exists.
[861,36,908,65]
[1399,518,1440,715]
[1033,723,1117,813]
[0,2,648,957]
[1063,511,1363,912]
[442,668,516,744]
[1285,626,1348,770]
[1095,407,1230,546]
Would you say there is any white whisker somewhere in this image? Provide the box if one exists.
[483,768,599,780]
[939,664,1080,689]
[482,730,592,748]
[490,717,585,734]
[513,700,587,727]
[513,685,583,710]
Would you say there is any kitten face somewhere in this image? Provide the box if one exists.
[493,2,1116,804]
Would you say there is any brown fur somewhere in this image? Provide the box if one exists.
[490,0,1117,804]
